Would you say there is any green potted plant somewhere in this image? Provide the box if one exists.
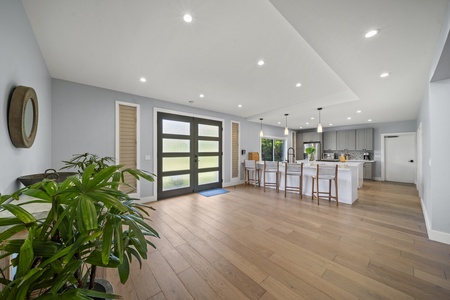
[0,153,159,299]
[305,146,316,161]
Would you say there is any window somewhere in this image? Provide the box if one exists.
[261,137,286,161]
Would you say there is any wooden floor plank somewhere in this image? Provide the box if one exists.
[145,251,194,300]
[100,181,450,299]
[177,267,222,300]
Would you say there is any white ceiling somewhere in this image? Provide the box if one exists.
[22,0,449,130]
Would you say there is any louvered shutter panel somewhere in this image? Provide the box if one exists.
[119,105,137,193]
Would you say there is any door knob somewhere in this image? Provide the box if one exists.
[408,160,414,163]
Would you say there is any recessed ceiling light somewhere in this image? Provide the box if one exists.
[199,94,204,98]
[368,119,372,122]
[356,110,361,113]
[311,117,314,120]
[347,117,351,120]
[306,122,309,125]
[183,14,193,23]
[257,60,265,66]
[299,126,303,129]
[380,72,390,78]
[296,83,302,87]
[278,121,281,124]
[238,104,242,108]
[365,30,378,38]
[329,123,333,126]
[139,77,146,82]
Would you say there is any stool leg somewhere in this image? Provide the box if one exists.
[311,178,314,201]
[284,173,287,197]
[335,178,339,206]
[299,174,302,199]
[329,180,332,201]
[317,178,320,205]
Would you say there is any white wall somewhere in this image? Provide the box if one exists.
[0,1,52,195]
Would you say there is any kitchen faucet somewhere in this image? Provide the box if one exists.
[287,147,295,163]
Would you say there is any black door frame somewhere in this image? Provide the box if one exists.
[157,112,223,200]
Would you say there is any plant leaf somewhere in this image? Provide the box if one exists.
[16,238,34,278]
[2,204,36,225]
[118,254,130,284]
[77,195,98,235]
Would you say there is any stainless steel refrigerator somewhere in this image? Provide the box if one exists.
[303,142,321,161]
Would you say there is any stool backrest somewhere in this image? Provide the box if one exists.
[285,162,303,174]
[244,159,256,169]
[316,164,338,178]
[264,161,279,171]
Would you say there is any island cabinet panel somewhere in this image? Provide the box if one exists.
[323,131,337,150]
[363,162,373,179]
[336,130,356,150]
[356,128,374,150]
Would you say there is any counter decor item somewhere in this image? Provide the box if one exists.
[0,153,158,299]
[305,146,316,161]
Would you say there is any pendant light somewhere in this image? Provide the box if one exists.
[317,108,323,133]
[284,113,289,135]
[259,118,264,137]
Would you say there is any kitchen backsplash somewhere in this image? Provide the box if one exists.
[324,150,374,160]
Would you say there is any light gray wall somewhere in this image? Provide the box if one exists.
[429,79,450,233]
[51,79,289,197]
[0,1,52,194]
[417,86,432,219]
[417,3,450,241]
[298,120,417,178]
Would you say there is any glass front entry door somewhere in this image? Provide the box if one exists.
[157,112,223,200]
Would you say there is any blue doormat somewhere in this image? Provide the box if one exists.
[198,188,229,197]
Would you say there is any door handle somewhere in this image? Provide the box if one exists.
[408,160,414,163]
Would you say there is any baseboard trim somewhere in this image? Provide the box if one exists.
[420,197,450,245]
[223,180,244,187]
[141,195,157,203]
[373,177,382,181]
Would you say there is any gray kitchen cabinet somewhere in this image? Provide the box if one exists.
[336,130,356,150]
[302,132,322,143]
[323,131,337,150]
[363,162,373,179]
[356,128,374,150]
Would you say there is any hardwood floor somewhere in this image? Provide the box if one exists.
[102,181,450,299]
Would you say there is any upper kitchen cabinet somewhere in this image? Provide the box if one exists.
[302,132,322,143]
[356,128,374,150]
[323,131,337,150]
[336,130,356,150]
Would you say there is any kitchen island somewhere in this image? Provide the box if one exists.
[255,161,359,205]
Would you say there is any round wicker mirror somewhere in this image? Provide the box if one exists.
[8,86,39,148]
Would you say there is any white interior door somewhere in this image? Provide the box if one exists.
[385,134,416,183]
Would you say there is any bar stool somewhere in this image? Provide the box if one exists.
[284,163,303,198]
[244,159,260,187]
[311,164,338,206]
[263,161,279,192]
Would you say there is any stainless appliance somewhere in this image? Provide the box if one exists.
[303,142,321,161]
[322,153,336,160]
[363,152,370,160]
